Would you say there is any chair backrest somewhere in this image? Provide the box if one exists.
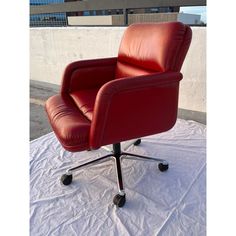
[115,22,192,79]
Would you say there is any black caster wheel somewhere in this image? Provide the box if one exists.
[61,174,73,185]
[158,162,169,172]
[133,139,141,146]
[113,194,126,207]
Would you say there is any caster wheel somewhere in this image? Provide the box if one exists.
[113,194,126,207]
[158,162,169,172]
[61,174,73,185]
[134,139,141,146]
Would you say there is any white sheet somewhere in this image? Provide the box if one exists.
[30,119,206,236]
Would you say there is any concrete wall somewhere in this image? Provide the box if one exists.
[30,27,206,113]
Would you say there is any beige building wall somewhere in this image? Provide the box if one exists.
[128,13,178,24]
[68,15,113,26]
[68,13,200,26]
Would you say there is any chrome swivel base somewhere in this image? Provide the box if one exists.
[60,139,168,207]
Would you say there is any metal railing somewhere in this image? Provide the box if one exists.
[30,0,206,27]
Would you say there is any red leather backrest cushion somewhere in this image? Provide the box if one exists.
[116,22,192,78]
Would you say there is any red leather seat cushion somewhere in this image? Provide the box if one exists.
[45,94,91,152]
[70,88,99,121]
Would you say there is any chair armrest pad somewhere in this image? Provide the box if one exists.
[98,72,182,95]
[61,57,117,93]
[90,72,182,148]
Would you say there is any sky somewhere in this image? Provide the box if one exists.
[180,6,206,23]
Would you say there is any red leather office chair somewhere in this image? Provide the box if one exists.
[45,22,192,207]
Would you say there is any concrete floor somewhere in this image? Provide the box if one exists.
[30,80,59,140]
[30,80,206,141]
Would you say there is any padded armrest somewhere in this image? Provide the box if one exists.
[90,72,182,148]
[98,71,182,95]
[61,57,117,93]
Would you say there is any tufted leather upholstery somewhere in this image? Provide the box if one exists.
[46,94,91,151]
[45,22,192,152]
[70,88,99,121]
